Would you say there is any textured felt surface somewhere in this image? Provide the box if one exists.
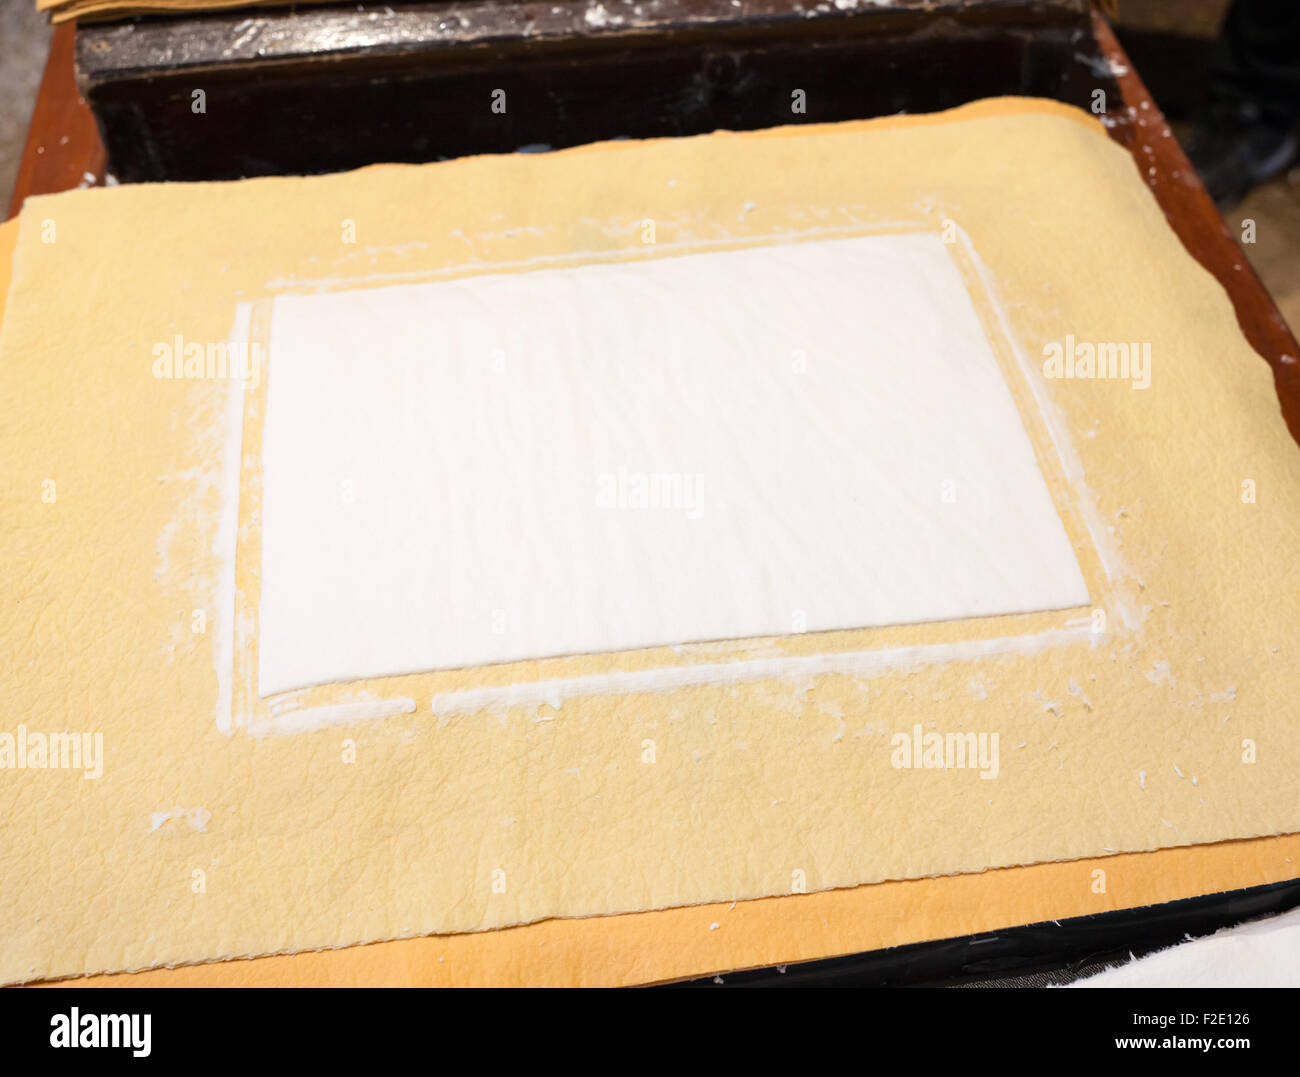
[3,99,1299,985]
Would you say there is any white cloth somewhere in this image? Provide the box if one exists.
[1072,906,1300,987]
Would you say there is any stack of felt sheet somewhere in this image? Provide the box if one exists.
[2,99,1299,986]
[36,0,308,23]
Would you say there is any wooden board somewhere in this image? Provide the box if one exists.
[7,24,105,221]
[72,0,1094,182]
[6,7,1299,986]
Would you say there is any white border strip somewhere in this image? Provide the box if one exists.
[233,224,1123,734]
[214,303,252,736]
[954,225,1138,631]
[264,221,920,294]
[430,626,1097,718]
[250,697,417,738]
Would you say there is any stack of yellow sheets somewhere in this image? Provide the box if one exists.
[37,0,306,23]
[2,99,1299,986]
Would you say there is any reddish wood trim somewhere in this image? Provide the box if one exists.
[7,23,105,221]
[1093,10,1300,442]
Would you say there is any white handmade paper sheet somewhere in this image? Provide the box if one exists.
[257,233,1089,695]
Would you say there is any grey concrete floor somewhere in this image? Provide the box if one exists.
[0,0,53,211]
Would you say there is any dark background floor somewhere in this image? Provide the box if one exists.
[1117,0,1300,333]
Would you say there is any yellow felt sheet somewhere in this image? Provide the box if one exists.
[3,99,1300,986]
[0,216,1290,990]
[60,835,1300,986]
